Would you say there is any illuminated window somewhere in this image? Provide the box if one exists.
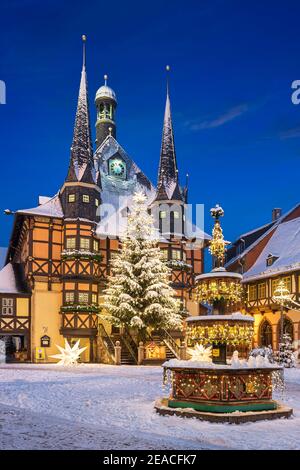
[159,211,167,219]
[66,238,76,249]
[258,282,266,299]
[95,198,99,207]
[248,284,257,301]
[78,293,89,304]
[82,195,90,203]
[172,249,181,260]
[173,211,180,219]
[65,292,74,304]
[68,194,75,203]
[161,249,168,260]
[80,238,90,250]
[92,293,97,304]
[93,240,99,252]
[2,298,13,315]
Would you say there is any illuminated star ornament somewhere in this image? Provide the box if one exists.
[50,339,87,366]
[187,343,212,362]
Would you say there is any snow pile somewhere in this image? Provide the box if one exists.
[163,353,281,370]
[0,364,299,450]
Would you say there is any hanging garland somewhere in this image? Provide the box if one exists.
[186,322,254,347]
[194,279,243,305]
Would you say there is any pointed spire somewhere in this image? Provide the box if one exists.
[156,66,183,201]
[66,35,97,185]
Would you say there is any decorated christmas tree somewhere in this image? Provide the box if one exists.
[275,333,296,368]
[102,191,182,338]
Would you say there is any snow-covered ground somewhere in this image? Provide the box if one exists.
[0,364,299,450]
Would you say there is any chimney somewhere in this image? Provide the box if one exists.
[272,208,282,221]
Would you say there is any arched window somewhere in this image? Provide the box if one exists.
[259,320,273,347]
[277,316,294,342]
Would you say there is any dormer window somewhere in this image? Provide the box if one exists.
[266,254,279,267]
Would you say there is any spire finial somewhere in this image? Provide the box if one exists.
[82,35,87,69]
[104,74,108,86]
[185,173,189,188]
[166,65,170,94]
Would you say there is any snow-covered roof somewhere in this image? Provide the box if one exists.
[195,269,242,282]
[95,85,117,103]
[243,216,300,281]
[238,221,274,239]
[0,248,7,270]
[17,194,64,218]
[0,263,29,294]
[225,203,300,268]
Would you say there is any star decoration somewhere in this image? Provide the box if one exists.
[187,343,212,362]
[50,339,87,366]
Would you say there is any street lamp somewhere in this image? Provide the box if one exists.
[272,279,292,343]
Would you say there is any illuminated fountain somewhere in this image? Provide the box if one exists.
[155,205,293,423]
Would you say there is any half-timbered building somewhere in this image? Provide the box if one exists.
[0,40,208,363]
[226,204,300,351]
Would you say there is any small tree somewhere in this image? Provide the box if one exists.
[275,334,296,368]
[102,192,182,339]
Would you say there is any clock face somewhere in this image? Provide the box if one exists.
[109,158,126,179]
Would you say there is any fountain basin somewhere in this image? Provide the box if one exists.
[163,361,282,413]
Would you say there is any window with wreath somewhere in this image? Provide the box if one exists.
[2,298,13,315]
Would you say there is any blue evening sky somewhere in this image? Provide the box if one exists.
[1,0,300,248]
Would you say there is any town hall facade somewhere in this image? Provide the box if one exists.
[0,38,207,363]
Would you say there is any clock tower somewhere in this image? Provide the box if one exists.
[95,75,117,149]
